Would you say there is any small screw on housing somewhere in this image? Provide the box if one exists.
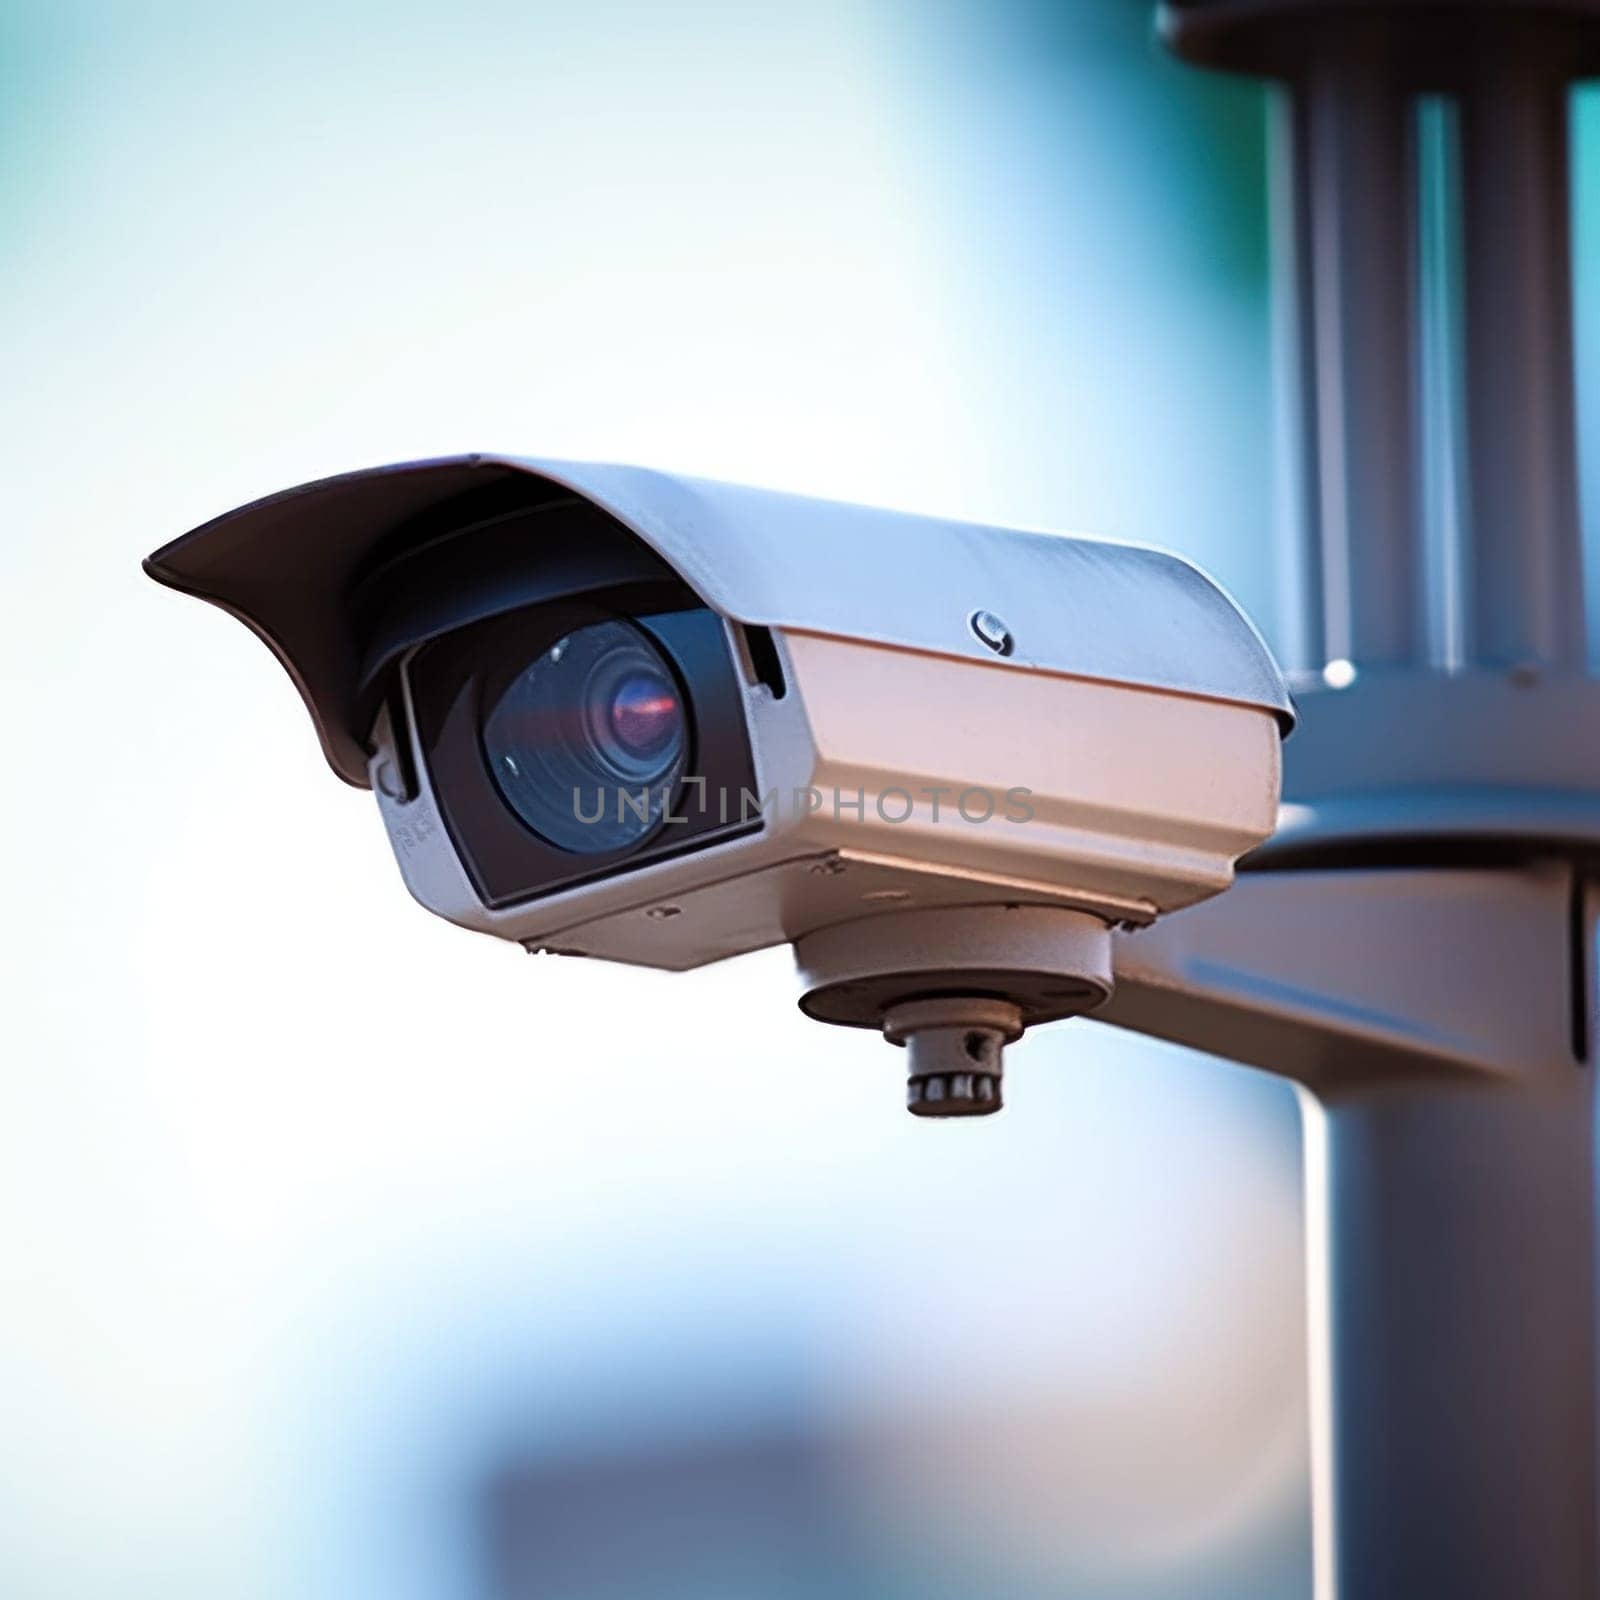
[969,609,1014,657]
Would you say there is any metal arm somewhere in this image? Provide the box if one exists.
[1104,869,1600,1596]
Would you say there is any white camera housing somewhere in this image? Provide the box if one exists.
[147,455,1291,1112]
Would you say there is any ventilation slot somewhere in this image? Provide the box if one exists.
[741,624,787,699]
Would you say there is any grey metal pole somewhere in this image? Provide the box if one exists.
[1459,27,1586,672]
[1144,3,1600,1591]
[1285,31,1426,671]
[1207,3,1593,682]
[1107,866,1600,1599]
[1306,1075,1599,1597]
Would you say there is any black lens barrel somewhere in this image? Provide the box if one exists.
[482,619,688,855]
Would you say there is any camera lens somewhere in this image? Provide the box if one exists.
[607,671,681,761]
[482,619,688,854]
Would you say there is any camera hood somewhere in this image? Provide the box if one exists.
[144,453,1293,787]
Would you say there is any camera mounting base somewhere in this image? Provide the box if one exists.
[794,905,1112,1117]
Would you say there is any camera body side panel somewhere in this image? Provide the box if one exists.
[370,625,1282,971]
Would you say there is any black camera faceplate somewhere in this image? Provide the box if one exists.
[408,600,761,910]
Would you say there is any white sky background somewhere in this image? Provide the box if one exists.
[0,4,1321,1597]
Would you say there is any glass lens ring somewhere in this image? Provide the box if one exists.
[481,619,689,854]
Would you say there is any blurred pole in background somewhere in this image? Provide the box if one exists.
[1459,25,1586,671]
[1111,4,1600,1595]
[1278,19,1423,671]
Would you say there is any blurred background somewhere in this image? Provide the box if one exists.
[2,1,1596,1595]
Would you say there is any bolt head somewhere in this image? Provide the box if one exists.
[969,609,1014,657]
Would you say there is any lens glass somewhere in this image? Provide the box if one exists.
[481,620,688,853]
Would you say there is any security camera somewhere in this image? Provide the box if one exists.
[145,455,1291,1115]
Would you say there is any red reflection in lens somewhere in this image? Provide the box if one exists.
[610,673,680,757]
